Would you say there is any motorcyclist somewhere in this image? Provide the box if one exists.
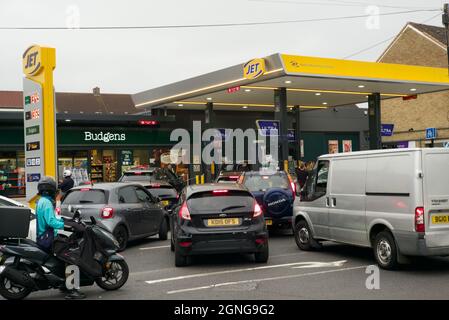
[58,169,75,199]
[36,176,85,300]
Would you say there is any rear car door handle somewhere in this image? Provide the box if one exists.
[325,197,330,207]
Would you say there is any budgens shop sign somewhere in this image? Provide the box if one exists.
[84,131,126,143]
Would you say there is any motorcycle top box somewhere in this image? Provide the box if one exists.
[0,206,31,239]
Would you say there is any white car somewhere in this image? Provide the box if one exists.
[0,195,36,241]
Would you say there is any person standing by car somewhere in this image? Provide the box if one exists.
[36,176,86,300]
[295,161,308,189]
[59,170,75,199]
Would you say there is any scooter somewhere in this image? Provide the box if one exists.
[0,210,129,300]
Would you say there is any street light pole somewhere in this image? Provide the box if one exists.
[442,4,449,73]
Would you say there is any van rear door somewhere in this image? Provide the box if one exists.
[422,149,449,248]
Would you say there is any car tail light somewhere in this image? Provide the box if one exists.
[178,241,192,247]
[101,207,114,219]
[55,207,61,215]
[287,175,296,201]
[179,202,191,221]
[415,207,425,232]
[253,201,263,218]
[213,190,228,194]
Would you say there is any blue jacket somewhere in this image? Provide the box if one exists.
[36,196,64,237]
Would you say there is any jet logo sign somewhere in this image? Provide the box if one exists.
[243,58,266,80]
[22,45,42,76]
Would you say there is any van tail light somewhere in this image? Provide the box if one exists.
[415,207,425,232]
[101,207,114,219]
[253,201,263,218]
[55,207,61,215]
[179,202,191,221]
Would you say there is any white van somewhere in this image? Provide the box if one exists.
[293,148,449,269]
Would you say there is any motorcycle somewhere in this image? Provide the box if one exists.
[0,209,129,300]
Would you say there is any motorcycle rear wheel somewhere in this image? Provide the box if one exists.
[0,268,32,300]
[95,260,129,291]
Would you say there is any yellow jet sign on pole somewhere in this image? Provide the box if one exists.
[22,45,57,209]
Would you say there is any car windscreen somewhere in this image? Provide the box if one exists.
[63,189,107,205]
[147,187,177,198]
[243,174,289,192]
[187,190,253,213]
[120,172,154,182]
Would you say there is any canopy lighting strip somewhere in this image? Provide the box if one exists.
[173,101,328,109]
[241,85,407,97]
[135,68,283,108]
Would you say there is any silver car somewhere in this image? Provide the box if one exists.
[60,183,169,251]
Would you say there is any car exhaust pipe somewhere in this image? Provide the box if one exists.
[2,266,36,290]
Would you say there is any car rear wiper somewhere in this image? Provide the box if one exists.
[78,200,94,203]
[221,205,246,212]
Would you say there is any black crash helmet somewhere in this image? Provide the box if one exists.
[37,176,57,195]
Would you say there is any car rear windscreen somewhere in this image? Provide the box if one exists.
[63,190,107,205]
[147,187,177,198]
[243,174,289,192]
[187,191,253,213]
[120,172,154,182]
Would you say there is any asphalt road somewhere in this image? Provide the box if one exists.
[10,230,449,300]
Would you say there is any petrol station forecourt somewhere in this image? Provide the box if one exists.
[133,53,449,171]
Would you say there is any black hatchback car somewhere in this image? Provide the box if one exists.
[118,167,185,192]
[170,183,269,267]
[131,181,179,213]
[60,183,169,251]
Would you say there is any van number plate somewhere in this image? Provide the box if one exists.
[432,214,449,224]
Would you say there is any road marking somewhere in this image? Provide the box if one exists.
[166,265,368,295]
[139,245,170,251]
[145,260,348,285]
[292,260,347,268]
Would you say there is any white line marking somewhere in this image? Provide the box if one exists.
[292,260,347,268]
[139,245,170,251]
[166,265,368,295]
[145,260,348,285]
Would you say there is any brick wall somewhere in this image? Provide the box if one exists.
[378,25,449,143]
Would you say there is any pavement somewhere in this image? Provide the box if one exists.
[7,230,449,300]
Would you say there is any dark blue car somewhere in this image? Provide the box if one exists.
[238,170,296,230]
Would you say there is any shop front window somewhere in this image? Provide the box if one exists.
[90,149,117,183]
[58,151,89,186]
[0,151,25,197]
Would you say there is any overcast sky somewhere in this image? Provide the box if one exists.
[0,0,445,94]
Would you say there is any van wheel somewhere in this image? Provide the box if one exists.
[373,231,399,270]
[294,220,317,251]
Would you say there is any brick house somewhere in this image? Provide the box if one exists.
[378,22,449,147]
